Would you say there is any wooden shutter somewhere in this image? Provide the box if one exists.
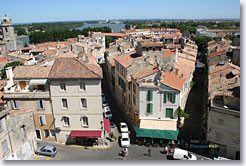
[173,92,176,103]
[2,140,9,154]
[147,103,153,113]
[0,120,3,133]
[15,100,19,109]
[10,100,14,109]
[42,100,45,109]
[166,108,173,118]
[164,92,167,103]
[148,90,153,101]
[42,116,46,125]
[37,100,41,109]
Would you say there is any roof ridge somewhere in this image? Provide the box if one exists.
[74,58,102,78]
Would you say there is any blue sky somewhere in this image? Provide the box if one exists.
[0,0,240,23]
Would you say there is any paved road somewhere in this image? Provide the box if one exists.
[30,140,209,160]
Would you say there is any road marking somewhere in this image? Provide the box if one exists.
[34,156,40,160]
[45,157,51,160]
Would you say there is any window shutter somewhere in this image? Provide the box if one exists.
[166,109,173,118]
[148,90,153,101]
[42,100,45,109]
[2,140,8,154]
[0,120,3,133]
[173,92,176,103]
[164,92,167,103]
[37,100,41,109]
[42,116,46,125]
[15,100,19,109]
[11,100,14,109]
[39,116,42,125]
[147,103,153,113]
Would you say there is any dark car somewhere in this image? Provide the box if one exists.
[35,145,57,157]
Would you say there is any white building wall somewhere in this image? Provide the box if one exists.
[50,79,104,143]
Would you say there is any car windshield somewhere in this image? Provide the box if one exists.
[40,146,45,151]
[188,152,192,158]
[52,147,56,152]
[122,138,129,141]
[106,112,112,115]
[122,125,127,128]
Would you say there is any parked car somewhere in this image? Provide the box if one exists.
[120,122,129,133]
[36,145,57,157]
[120,133,130,147]
[110,120,116,128]
[101,93,108,106]
[104,106,112,119]
[171,148,197,160]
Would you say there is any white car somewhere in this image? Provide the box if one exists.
[120,133,130,147]
[172,148,197,160]
[120,122,129,133]
[104,106,112,119]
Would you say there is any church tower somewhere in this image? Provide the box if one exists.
[1,16,17,52]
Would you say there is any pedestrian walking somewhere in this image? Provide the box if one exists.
[165,146,169,155]
[147,148,151,157]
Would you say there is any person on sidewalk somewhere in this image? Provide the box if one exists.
[147,148,151,157]
[165,146,169,155]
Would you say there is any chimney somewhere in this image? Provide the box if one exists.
[136,42,142,56]
[6,67,13,80]
[5,67,14,89]
[175,69,179,75]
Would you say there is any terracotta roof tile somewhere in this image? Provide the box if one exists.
[208,50,226,58]
[48,57,102,79]
[160,71,185,91]
[114,51,144,68]
[13,66,52,79]
[131,66,159,80]
[163,49,175,58]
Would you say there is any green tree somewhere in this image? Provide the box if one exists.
[177,106,189,128]
[105,36,112,48]
[194,36,213,55]
[0,61,24,79]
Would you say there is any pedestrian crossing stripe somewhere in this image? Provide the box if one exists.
[34,156,40,160]
[45,157,51,160]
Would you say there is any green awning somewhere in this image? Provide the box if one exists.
[134,126,179,140]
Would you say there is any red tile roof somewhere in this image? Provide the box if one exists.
[131,66,159,80]
[114,51,144,68]
[48,57,102,79]
[160,72,185,91]
[13,66,52,79]
[208,50,226,58]
[163,49,175,58]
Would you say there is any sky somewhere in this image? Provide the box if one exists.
[0,0,241,23]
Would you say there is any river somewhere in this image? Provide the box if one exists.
[75,23,126,33]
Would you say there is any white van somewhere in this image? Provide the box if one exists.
[172,148,197,160]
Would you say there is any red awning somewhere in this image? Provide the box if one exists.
[70,131,102,138]
[103,118,111,133]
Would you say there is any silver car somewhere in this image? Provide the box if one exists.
[36,145,57,157]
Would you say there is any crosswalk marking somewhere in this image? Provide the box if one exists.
[34,156,40,160]
[45,157,51,160]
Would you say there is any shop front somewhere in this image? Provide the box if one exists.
[69,130,102,146]
[134,126,179,147]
